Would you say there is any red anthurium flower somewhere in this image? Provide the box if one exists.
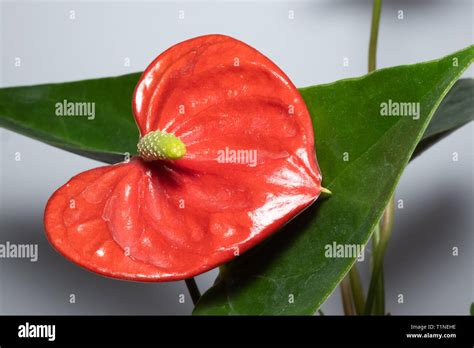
[44,34,325,281]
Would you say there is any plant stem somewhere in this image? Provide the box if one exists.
[340,276,355,315]
[380,196,395,242]
[377,197,394,313]
[376,270,385,314]
[339,0,383,315]
[349,265,366,315]
[365,198,394,315]
[341,0,385,317]
[185,278,201,306]
[371,223,383,314]
[366,0,390,316]
[371,224,380,315]
[368,0,382,73]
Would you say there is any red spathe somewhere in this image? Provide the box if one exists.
[44,34,322,281]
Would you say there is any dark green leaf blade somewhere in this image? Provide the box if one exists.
[0,73,141,163]
[193,46,473,315]
[412,78,473,159]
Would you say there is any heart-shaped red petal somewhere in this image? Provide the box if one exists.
[44,34,323,281]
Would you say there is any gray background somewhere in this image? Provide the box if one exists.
[0,0,472,315]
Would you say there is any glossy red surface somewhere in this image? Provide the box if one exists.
[44,34,323,281]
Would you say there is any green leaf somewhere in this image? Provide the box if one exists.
[0,73,141,164]
[192,46,473,315]
[412,78,473,159]
[470,302,474,315]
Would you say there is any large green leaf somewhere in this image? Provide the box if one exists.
[192,46,473,315]
[412,78,473,159]
[0,73,141,163]
[0,72,471,165]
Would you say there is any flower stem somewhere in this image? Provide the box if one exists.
[340,276,355,315]
[185,277,201,306]
[349,265,366,315]
[368,0,382,73]
[364,0,392,316]
[371,224,384,314]
[377,197,394,313]
[365,198,394,315]
[339,0,383,314]
[376,269,385,314]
